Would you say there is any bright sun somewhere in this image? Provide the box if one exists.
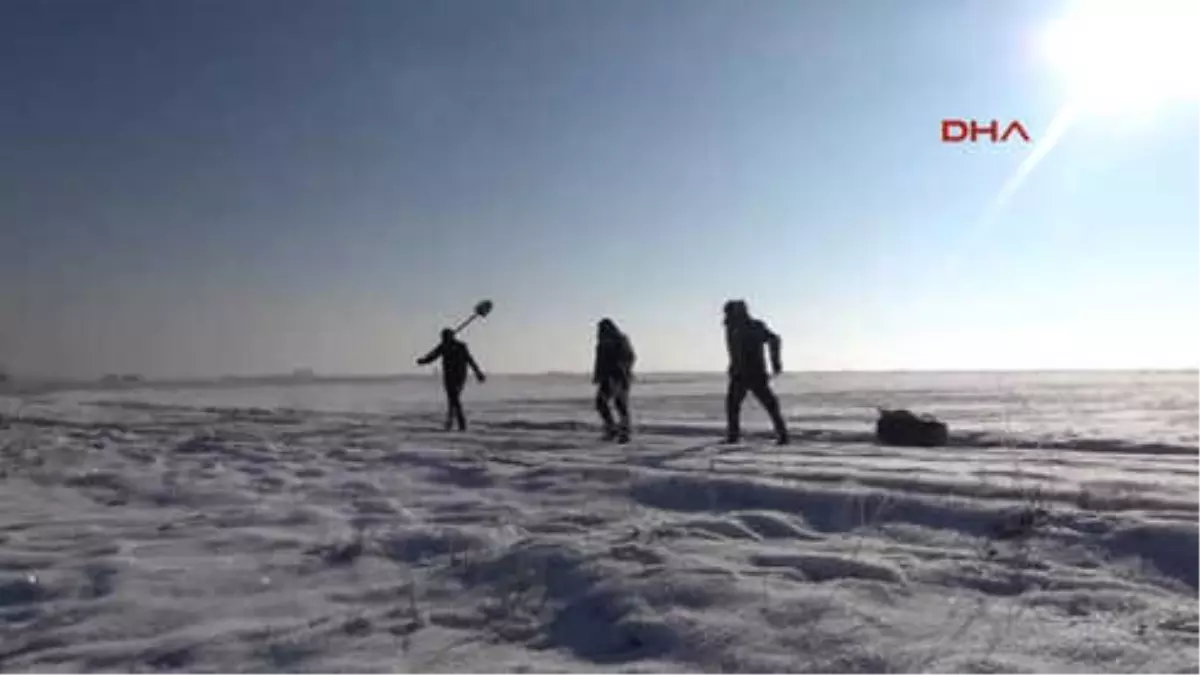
[1040,0,1199,116]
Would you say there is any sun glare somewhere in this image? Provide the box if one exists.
[1041,0,1199,117]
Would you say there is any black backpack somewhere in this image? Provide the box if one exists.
[875,408,949,448]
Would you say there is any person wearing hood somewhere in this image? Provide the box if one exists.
[722,300,789,445]
[593,318,636,443]
[417,328,486,431]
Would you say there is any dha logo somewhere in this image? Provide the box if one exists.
[941,119,1032,144]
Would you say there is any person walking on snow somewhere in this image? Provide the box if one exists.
[417,328,486,431]
[593,318,635,443]
[723,300,789,445]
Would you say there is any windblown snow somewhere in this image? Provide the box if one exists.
[0,371,1196,672]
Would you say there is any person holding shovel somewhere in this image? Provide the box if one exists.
[417,327,487,431]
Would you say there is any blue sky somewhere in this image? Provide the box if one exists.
[1,0,1196,378]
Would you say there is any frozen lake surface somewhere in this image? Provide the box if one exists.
[0,371,1196,672]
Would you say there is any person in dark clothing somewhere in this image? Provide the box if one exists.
[593,318,636,443]
[723,300,789,445]
[417,328,486,431]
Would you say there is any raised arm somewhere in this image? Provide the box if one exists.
[416,344,443,366]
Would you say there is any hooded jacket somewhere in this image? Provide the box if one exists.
[724,313,782,378]
[593,322,635,384]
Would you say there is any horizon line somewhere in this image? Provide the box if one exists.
[6,365,1197,387]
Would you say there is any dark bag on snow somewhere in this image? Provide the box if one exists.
[875,408,949,448]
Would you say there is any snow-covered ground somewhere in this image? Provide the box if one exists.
[0,371,1196,672]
